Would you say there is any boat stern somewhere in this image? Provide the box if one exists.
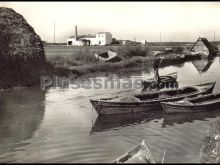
[203,81,216,94]
[195,81,216,94]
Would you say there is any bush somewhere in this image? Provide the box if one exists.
[118,45,149,59]
[46,48,99,68]
[212,44,219,51]
[71,48,99,63]
[173,46,184,54]
[47,55,78,67]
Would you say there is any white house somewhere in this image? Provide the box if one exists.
[141,40,147,45]
[95,32,112,45]
[67,34,95,46]
[67,26,112,46]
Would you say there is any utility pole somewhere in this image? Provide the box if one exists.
[214,32,215,43]
[160,32,161,45]
[54,20,56,44]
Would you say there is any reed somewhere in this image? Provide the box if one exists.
[45,44,186,77]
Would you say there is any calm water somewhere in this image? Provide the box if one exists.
[1,57,220,163]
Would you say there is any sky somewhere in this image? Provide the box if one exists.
[1,2,220,43]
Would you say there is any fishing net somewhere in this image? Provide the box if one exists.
[159,94,170,98]
[111,96,141,102]
[174,99,194,105]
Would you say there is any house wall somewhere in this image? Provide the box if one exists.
[105,32,112,45]
[96,33,103,45]
[84,37,97,45]
[67,38,84,46]
[67,32,112,46]
[141,40,147,45]
[192,40,209,56]
[96,32,112,45]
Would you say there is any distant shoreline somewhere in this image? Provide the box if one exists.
[43,41,220,46]
[44,44,203,81]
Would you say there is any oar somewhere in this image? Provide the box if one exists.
[161,149,166,163]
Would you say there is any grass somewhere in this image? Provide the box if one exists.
[45,44,189,78]
[67,56,152,77]
[46,44,151,67]
[47,49,99,67]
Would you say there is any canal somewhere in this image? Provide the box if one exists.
[0,57,220,163]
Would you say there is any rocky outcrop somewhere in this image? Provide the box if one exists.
[200,134,220,163]
[0,7,46,89]
[199,121,220,163]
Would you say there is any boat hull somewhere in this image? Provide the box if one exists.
[161,94,220,114]
[91,100,162,115]
[113,140,156,163]
[94,50,121,62]
[162,101,220,114]
[90,82,215,115]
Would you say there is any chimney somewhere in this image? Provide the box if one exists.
[75,25,78,40]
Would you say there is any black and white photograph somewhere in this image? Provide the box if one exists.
[1,1,220,163]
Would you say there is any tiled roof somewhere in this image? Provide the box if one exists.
[68,35,85,39]
[69,34,96,39]
[97,32,110,34]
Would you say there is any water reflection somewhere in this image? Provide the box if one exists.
[163,110,220,128]
[1,57,220,163]
[91,109,220,134]
[192,59,214,74]
[0,87,45,156]
[90,112,163,134]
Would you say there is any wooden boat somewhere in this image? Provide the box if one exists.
[113,140,156,163]
[152,51,163,56]
[90,82,215,115]
[184,53,202,60]
[161,92,220,114]
[94,50,121,62]
[153,53,186,66]
[142,72,177,90]
[174,54,185,59]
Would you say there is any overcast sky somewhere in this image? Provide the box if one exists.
[1,2,220,43]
